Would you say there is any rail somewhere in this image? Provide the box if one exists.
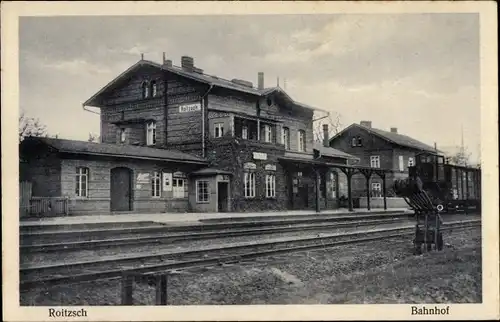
[20,219,480,291]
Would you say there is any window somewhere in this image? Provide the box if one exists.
[263,125,272,143]
[298,130,306,152]
[120,128,126,143]
[151,80,158,97]
[351,136,363,147]
[266,174,276,198]
[372,182,382,197]
[75,167,89,197]
[370,155,380,168]
[196,180,210,203]
[408,157,415,167]
[242,125,248,140]
[282,127,290,150]
[399,155,404,172]
[214,123,224,138]
[146,121,156,145]
[244,172,256,198]
[142,81,149,98]
[172,178,187,199]
[151,172,161,197]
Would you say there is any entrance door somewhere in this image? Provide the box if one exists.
[110,167,132,211]
[300,184,309,208]
[217,182,228,212]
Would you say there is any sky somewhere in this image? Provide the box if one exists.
[19,14,481,162]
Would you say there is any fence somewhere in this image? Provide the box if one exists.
[121,273,169,305]
[19,181,32,217]
[30,197,69,216]
[19,181,69,217]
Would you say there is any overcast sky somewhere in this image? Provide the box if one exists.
[19,14,480,162]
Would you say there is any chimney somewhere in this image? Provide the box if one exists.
[390,127,398,133]
[258,72,264,89]
[162,52,166,63]
[360,121,372,128]
[181,56,194,71]
[323,124,329,147]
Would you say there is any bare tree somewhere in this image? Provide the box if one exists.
[313,112,342,143]
[88,133,100,143]
[19,112,47,142]
[447,147,472,166]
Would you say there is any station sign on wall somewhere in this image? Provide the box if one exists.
[163,172,173,191]
[179,102,201,113]
[264,164,276,171]
[253,152,267,160]
[137,173,150,184]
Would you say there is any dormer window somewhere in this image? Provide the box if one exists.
[151,80,158,97]
[146,121,156,145]
[142,81,149,99]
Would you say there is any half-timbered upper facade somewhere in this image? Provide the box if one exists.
[20,55,359,216]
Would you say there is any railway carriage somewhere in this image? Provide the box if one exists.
[392,151,481,253]
[407,152,481,213]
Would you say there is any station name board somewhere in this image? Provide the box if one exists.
[179,103,201,113]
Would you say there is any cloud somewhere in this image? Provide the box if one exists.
[40,59,112,75]
[18,14,481,161]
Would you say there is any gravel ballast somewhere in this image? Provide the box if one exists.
[20,226,481,305]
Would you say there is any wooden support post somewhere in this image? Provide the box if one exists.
[382,174,387,210]
[347,171,353,212]
[121,274,133,305]
[315,168,321,213]
[365,173,371,211]
[155,274,168,305]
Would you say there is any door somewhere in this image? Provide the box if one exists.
[110,167,132,211]
[217,182,228,212]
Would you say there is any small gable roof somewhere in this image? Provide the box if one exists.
[83,59,327,113]
[313,143,359,161]
[330,123,439,153]
[21,137,208,164]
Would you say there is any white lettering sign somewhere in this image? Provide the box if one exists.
[163,172,172,191]
[179,103,201,113]
[217,175,230,182]
[243,162,257,170]
[265,164,276,171]
[173,171,186,178]
[137,173,150,184]
[253,152,268,160]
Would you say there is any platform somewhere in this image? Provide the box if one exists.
[19,208,412,227]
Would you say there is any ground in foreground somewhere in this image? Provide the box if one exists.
[21,227,481,305]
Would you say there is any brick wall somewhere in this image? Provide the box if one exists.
[60,157,198,214]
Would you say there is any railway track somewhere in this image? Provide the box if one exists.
[21,216,410,253]
[20,218,480,291]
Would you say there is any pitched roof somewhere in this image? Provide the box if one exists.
[83,59,327,113]
[21,137,208,164]
[313,143,359,160]
[190,168,233,176]
[330,123,439,153]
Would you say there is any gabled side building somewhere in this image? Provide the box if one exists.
[20,55,359,216]
[329,120,439,198]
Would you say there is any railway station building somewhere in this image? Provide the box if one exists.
[20,55,394,217]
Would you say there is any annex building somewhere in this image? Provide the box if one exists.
[20,55,373,216]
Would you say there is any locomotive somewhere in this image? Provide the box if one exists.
[393,151,481,253]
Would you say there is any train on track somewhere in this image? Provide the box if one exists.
[392,151,481,253]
